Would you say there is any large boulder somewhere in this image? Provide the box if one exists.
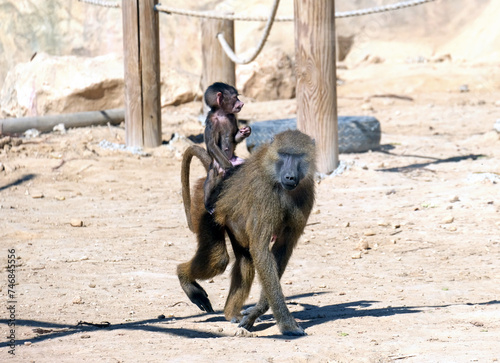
[161,68,202,107]
[0,52,124,118]
[237,48,295,101]
[0,52,203,118]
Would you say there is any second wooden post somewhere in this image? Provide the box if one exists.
[200,15,236,115]
[294,0,338,173]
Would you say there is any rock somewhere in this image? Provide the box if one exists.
[364,230,376,236]
[55,196,66,201]
[441,216,454,224]
[237,48,295,101]
[30,191,44,199]
[361,54,385,64]
[235,328,255,337]
[356,238,369,251]
[53,123,66,134]
[431,54,452,63]
[1,53,124,118]
[24,129,40,139]
[70,219,83,227]
[351,251,362,259]
[459,84,469,93]
[160,68,202,106]
[450,195,460,203]
[361,103,374,111]
[166,133,194,157]
[72,296,83,304]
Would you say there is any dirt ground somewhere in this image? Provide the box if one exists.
[1,62,500,362]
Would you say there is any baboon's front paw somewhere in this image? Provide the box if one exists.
[280,322,306,336]
[238,314,257,331]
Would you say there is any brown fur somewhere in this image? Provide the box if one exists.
[178,129,316,336]
[202,82,250,212]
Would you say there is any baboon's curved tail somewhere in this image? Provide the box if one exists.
[181,145,211,231]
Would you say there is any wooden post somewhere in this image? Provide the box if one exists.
[200,15,236,115]
[122,0,161,148]
[294,0,338,173]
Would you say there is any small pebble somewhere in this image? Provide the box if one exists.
[89,283,96,288]
[351,252,362,259]
[70,219,83,227]
[55,195,66,201]
[81,335,91,339]
[450,195,460,203]
[364,230,376,236]
[235,328,255,337]
[441,216,454,224]
[356,239,369,251]
[30,191,44,199]
[72,296,83,304]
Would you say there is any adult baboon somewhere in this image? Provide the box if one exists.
[178,130,316,336]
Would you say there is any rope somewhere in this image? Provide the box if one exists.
[155,0,436,21]
[77,0,120,8]
[155,4,293,22]
[76,0,437,20]
[336,0,436,18]
[217,0,280,65]
[78,0,437,64]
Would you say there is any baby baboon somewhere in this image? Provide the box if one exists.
[178,130,316,336]
[203,82,251,213]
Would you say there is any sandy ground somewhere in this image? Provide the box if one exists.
[1,62,500,362]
